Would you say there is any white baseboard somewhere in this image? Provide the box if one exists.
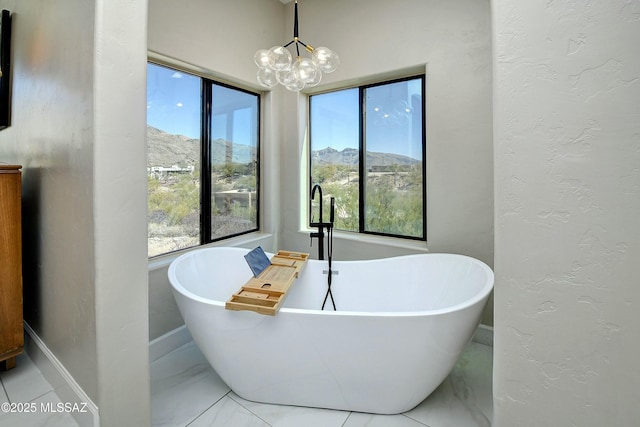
[23,322,99,427]
[149,324,192,362]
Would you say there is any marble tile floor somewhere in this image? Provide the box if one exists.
[0,353,80,427]
[151,341,493,427]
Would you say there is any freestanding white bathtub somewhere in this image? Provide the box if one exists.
[168,246,493,414]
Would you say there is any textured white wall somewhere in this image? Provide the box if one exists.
[94,0,150,425]
[148,0,285,88]
[493,1,640,425]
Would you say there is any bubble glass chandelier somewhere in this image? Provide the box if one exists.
[254,0,339,92]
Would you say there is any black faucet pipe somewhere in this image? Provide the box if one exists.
[310,184,325,260]
[321,196,337,311]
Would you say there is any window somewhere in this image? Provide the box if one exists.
[147,62,260,257]
[309,76,425,240]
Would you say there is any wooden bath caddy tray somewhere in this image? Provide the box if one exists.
[225,250,309,316]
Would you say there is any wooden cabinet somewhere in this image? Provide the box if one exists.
[0,164,22,370]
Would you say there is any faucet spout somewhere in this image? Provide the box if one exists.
[310,184,326,260]
[311,184,323,224]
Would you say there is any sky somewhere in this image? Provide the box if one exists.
[148,63,423,159]
[310,79,423,160]
[147,63,201,140]
[147,64,257,147]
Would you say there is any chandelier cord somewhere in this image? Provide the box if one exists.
[294,1,299,40]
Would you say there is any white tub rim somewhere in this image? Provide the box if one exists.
[168,246,494,318]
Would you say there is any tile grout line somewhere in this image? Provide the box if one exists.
[402,412,432,426]
[184,390,232,427]
[28,389,57,404]
[1,368,55,405]
[0,377,9,403]
[340,411,352,426]
[226,393,275,427]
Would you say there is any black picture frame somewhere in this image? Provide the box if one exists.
[0,10,12,130]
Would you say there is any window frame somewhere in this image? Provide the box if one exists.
[147,60,261,258]
[202,79,261,245]
[309,74,426,241]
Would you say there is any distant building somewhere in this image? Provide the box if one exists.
[147,165,195,178]
[213,189,256,214]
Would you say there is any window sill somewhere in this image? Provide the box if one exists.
[299,228,429,254]
[148,232,274,272]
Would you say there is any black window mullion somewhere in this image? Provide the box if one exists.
[200,79,212,244]
[420,74,427,241]
[308,97,314,226]
[255,95,261,237]
[358,86,366,233]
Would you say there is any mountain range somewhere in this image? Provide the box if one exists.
[311,146,420,167]
[147,126,420,167]
[147,126,255,167]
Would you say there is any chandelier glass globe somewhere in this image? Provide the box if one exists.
[312,47,340,73]
[267,46,293,72]
[256,67,278,88]
[254,49,271,69]
[292,58,319,84]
